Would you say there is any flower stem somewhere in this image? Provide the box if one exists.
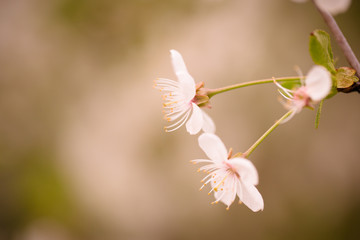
[206,77,301,98]
[243,109,294,158]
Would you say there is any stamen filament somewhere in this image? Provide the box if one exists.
[212,190,227,204]
[273,77,295,95]
[165,110,191,132]
[278,89,293,100]
[191,159,215,164]
[208,174,229,195]
[163,101,178,107]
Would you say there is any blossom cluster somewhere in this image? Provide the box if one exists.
[155,49,333,212]
[152,0,359,215]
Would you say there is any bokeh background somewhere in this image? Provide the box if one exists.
[1,0,359,239]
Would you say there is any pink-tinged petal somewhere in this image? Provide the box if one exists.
[228,158,259,185]
[201,110,216,133]
[198,132,228,163]
[305,66,332,102]
[186,103,203,135]
[239,182,264,212]
[170,49,196,101]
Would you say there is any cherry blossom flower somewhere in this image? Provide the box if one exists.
[274,65,332,122]
[191,133,264,212]
[292,0,352,15]
[154,50,215,135]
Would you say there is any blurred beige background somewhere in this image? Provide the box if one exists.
[0,0,360,239]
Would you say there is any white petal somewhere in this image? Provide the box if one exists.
[305,65,332,101]
[170,49,196,102]
[214,190,234,207]
[201,110,216,133]
[198,132,228,163]
[228,158,259,185]
[315,0,351,15]
[239,182,264,212]
[212,175,237,207]
[179,75,196,103]
[186,103,203,135]
[170,49,188,75]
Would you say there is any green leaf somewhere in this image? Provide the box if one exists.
[336,67,359,89]
[315,99,324,129]
[309,30,336,74]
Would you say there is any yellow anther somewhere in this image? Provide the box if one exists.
[203,170,206,173]
[226,207,229,211]
[208,193,211,195]
[197,169,201,172]
[214,188,218,192]
[238,201,242,205]
[214,181,217,183]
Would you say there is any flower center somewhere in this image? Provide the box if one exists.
[292,86,313,110]
[293,86,310,101]
[224,161,240,179]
